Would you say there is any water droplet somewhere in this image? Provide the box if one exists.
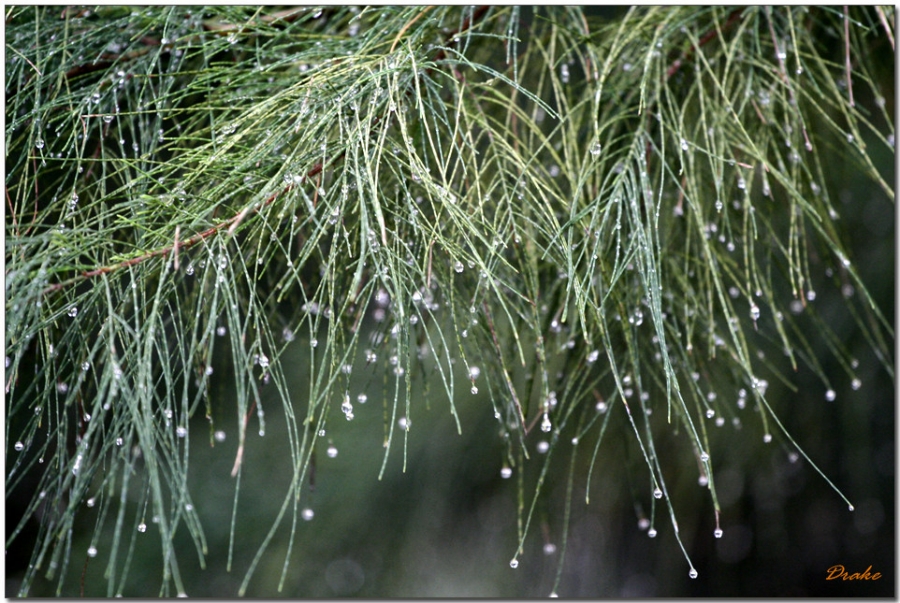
[806,290,816,302]
[57,382,69,394]
[398,417,409,430]
[737,176,746,190]
[587,350,599,364]
[540,414,552,433]
[590,142,602,156]
[763,434,773,443]
[311,338,318,348]
[653,488,663,499]
[216,326,226,336]
[680,139,688,151]
[115,437,123,446]
[258,354,269,368]
[86,497,96,507]
[706,409,715,419]
[750,304,760,321]
[700,452,709,462]
[689,568,698,579]
[14,441,24,451]
[138,522,147,533]
[302,508,314,521]
[560,63,570,83]
[509,558,519,568]
[500,467,512,479]
[825,389,836,401]
[470,386,478,395]
[357,393,368,404]
[87,546,98,558]
[543,543,557,555]
[848,504,854,512]
[176,426,187,438]
[214,430,226,442]
[648,528,657,538]
[714,528,723,538]
[698,475,708,486]
[35,138,45,150]
[327,445,338,458]
[68,306,79,318]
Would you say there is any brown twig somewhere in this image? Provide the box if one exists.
[432,6,491,65]
[391,7,433,53]
[42,161,326,295]
[844,5,855,108]
[875,6,895,51]
[666,8,743,80]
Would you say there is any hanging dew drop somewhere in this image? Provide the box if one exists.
[214,430,226,442]
[327,445,338,458]
[590,142,602,156]
[851,378,861,390]
[302,508,314,521]
[509,559,519,569]
[689,569,698,579]
[681,139,688,151]
[500,467,512,479]
[750,304,760,320]
[540,414,552,433]
[14,441,24,451]
[87,546,98,558]
[35,139,45,150]
[763,434,773,443]
[454,261,464,273]
[653,488,663,499]
[714,528,723,538]
[825,389,836,401]
[543,543,557,555]
[68,306,79,317]
[648,528,657,538]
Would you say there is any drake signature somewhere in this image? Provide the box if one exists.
[826,565,882,581]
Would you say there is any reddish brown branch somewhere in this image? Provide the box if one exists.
[42,161,327,295]
[432,6,491,65]
[666,8,743,80]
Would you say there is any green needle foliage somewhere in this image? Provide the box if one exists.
[5,5,894,597]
